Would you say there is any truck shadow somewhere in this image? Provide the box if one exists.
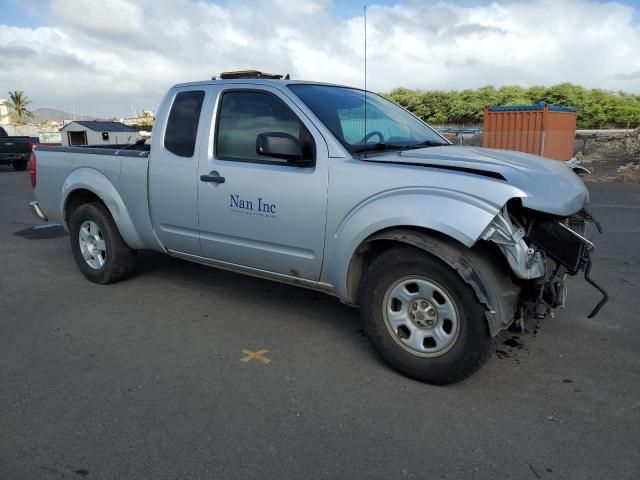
[134,250,379,362]
[13,224,67,239]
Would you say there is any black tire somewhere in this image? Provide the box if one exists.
[69,202,136,284]
[359,245,492,385]
[13,160,27,171]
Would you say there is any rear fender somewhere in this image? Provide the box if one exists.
[61,168,145,249]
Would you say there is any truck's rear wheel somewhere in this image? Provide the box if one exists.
[359,245,492,385]
[13,160,27,171]
[69,202,136,284]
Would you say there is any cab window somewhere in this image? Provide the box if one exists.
[165,90,205,157]
[216,90,314,163]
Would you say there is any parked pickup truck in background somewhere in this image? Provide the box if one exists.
[0,126,33,170]
[29,71,607,384]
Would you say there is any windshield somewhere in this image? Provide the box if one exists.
[288,84,449,154]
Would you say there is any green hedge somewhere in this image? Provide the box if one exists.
[383,83,640,129]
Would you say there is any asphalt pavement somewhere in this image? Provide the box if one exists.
[1,166,639,479]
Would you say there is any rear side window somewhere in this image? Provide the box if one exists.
[216,90,313,163]
[164,90,205,157]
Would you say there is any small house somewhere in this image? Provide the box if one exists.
[60,121,139,147]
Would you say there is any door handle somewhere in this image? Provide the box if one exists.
[200,171,225,184]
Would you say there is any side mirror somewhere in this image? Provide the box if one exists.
[256,132,311,166]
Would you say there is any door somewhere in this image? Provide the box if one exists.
[149,88,207,254]
[68,131,87,146]
[197,86,328,280]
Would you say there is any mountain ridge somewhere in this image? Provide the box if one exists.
[33,108,99,122]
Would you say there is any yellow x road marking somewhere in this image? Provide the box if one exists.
[240,349,271,364]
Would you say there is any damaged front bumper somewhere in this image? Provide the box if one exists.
[482,205,608,320]
[481,207,546,280]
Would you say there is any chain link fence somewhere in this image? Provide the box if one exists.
[440,128,640,183]
[573,131,640,182]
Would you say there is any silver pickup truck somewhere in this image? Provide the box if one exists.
[30,72,606,384]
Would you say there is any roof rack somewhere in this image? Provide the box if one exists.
[217,70,285,80]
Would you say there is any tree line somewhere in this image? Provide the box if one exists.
[383,83,640,129]
[4,84,640,130]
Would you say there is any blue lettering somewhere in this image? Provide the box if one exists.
[231,194,276,215]
[258,198,277,215]
[230,194,253,210]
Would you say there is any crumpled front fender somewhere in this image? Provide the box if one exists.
[323,186,519,300]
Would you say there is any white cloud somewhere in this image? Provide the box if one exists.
[51,0,144,35]
[0,0,638,117]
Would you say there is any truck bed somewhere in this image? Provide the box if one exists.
[34,145,158,250]
[0,135,32,163]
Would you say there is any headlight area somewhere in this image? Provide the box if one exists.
[525,210,608,318]
[481,202,608,324]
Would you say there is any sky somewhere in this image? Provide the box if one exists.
[1,0,639,118]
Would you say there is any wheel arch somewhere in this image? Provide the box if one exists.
[346,227,521,336]
[64,188,101,225]
[61,168,145,249]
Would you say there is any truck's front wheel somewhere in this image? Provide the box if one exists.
[359,245,492,385]
[69,202,136,284]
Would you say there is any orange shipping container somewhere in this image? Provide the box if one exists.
[482,103,577,161]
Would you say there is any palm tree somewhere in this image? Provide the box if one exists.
[2,91,36,125]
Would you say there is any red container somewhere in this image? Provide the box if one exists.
[482,103,577,161]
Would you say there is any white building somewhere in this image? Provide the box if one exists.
[0,99,10,125]
[60,121,139,146]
